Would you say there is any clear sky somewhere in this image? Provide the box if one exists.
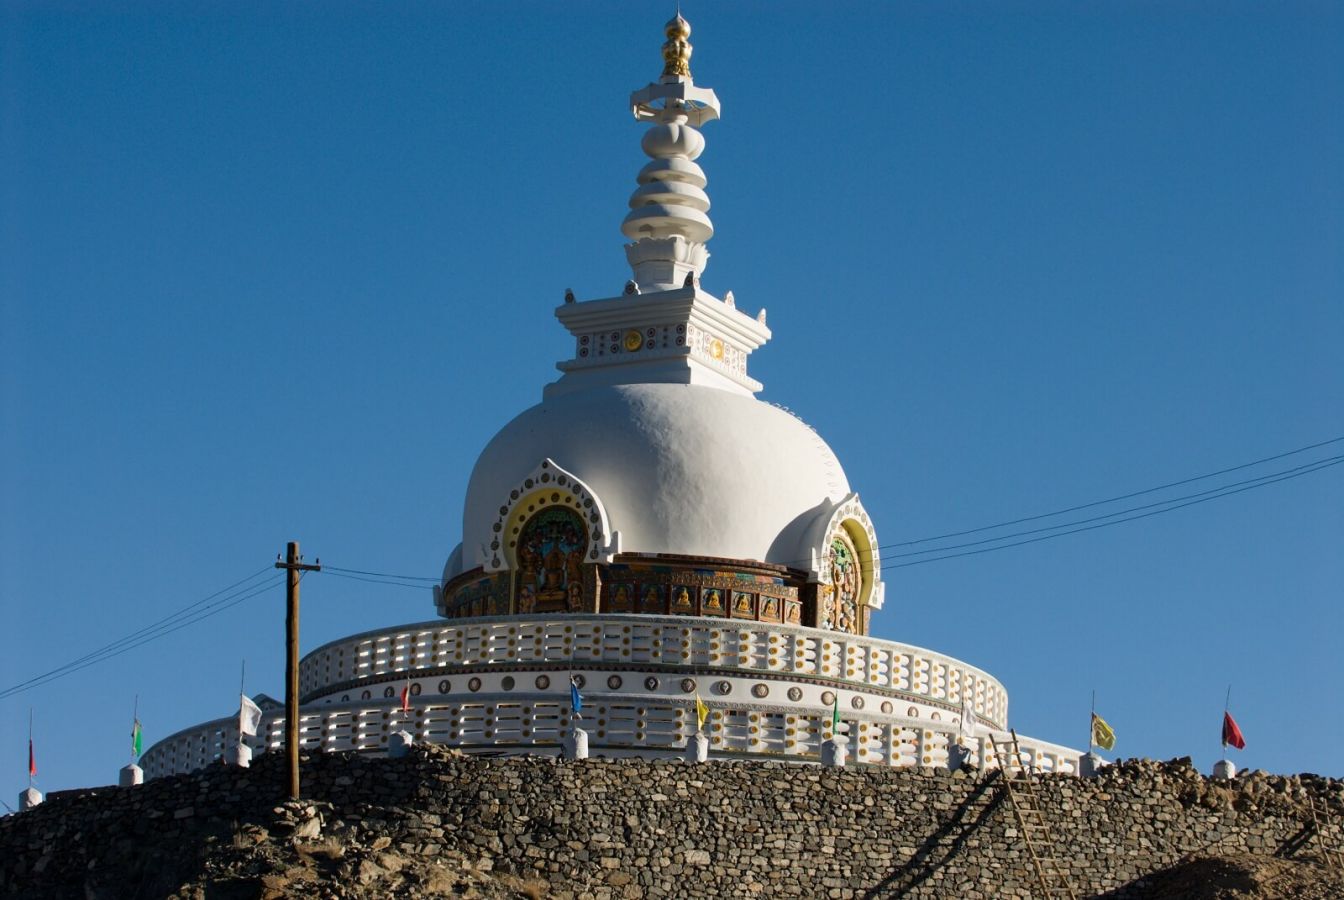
[2,1,1341,799]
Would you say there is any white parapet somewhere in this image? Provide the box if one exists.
[140,616,1087,779]
[293,615,1011,730]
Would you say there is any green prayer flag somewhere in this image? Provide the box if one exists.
[131,720,142,758]
[831,696,840,732]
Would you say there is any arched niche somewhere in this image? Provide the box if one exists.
[802,493,883,634]
[484,458,618,574]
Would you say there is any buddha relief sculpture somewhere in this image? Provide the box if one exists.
[514,506,588,613]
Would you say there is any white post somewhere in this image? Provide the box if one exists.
[947,741,972,772]
[685,732,708,763]
[19,787,42,811]
[1079,751,1105,778]
[564,727,589,760]
[1212,759,1237,779]
[388,730,414,758]
[119,764,144,787]
[821,738,847,767]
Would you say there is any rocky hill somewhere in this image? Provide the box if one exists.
[2,747,1341,898]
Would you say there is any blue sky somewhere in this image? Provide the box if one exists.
[3,1,1341,798]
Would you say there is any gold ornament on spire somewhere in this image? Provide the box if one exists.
[661,14,692,78]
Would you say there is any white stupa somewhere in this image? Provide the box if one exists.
[142,16,1082,777]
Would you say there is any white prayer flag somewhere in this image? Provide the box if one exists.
[959,697,980,738]
[239,694,263,737]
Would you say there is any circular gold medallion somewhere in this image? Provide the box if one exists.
[623,329,643,352]
[710,338,724,360]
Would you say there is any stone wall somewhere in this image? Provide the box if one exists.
[2,748,1341,898]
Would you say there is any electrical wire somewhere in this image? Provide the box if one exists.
[323,570,430,591]
[885,434,1344,549]
[61,566,274,669]
[322,565,439,583]
[883,453,1344,560]
[0,571,284,701]
[325,438,1344,582]
[882,455,1344,570]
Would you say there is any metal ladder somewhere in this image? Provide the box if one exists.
[1306,793,1343,872]
[991,730,1078,899]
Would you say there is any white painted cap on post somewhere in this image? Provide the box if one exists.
[685,732,709,763]
[1212,759,1237,779]
[19,787,42,811]
[388,730,414,758]
[564,727,590,760]
[821,738,847,768]
[119,764,144,787]
[1079,752,1106,779]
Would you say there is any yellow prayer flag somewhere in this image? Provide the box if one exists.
[1091,712,1116,751]
[695,694,709,732]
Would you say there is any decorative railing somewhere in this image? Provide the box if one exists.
[140,695,1079,780]
[297,615,1008,728]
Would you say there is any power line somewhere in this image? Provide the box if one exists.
[61,566,274,670]
[323,570,429,591]
[322,565,438,583]
[325,435,1344,582]
[883,455,1344,570]
[885,434,1344,549]
[0,571,283,701]
[884,454,1344,560]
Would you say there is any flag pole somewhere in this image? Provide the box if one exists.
[1088,690,1095,755]
[240,658,246,699]
[131,694,139,764]
[28,708,33,789]
[1221,684,1231,761]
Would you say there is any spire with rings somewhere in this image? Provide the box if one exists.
[622,15,722,292]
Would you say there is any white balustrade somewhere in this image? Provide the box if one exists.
[296,615,1008,729]
[142,692,1079,780]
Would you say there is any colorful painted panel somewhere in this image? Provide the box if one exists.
[607,582,635,613]
[701,588,726,616]
[448,575,508,619]
[730,591,755,619]
[670,584,696,614]
[829,533,861,634]
[516,506,587,614]
[759,595,782,623]
[638,584,665,614]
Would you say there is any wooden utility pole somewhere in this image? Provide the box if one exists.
[275,541,320,799]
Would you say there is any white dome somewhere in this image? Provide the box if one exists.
[456,383,852,576]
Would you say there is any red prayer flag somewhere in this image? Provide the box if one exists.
[1222,711,1246,750]
[28,739,36,777]
[400,684,411,712]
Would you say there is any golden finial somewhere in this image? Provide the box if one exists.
[661,14,693,78]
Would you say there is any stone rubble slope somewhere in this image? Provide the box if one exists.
[1,747,1341,898]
